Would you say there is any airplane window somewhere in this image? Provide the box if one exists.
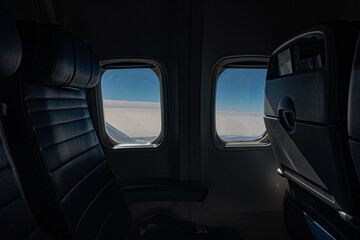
[215,68,267,143]
[101,68,162,146]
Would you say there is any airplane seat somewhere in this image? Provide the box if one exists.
[348,33,360,190]
[2,20,133,240]
[0,1,53,239]
[264,22,360,231]
[3,20,240,240]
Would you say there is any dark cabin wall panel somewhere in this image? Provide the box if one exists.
[201,0,358,65]
[55,0,178,60]
[50,0,182,180]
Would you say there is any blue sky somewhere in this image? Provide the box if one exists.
[102,68,160,102]
[216,68,267,112]
[102,67,267,113]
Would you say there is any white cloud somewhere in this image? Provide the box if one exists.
[103,100,160,109]
[103,101,266,140]
[216,111,266,138]
[104,107,161,138]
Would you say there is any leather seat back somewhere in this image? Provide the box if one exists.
[264,22,360,223]
[4,21,132,239]
[0,2,50,239]
[348,34,360,189]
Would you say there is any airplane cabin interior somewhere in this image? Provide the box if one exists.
[1,0,360,239]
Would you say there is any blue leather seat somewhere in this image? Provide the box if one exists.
[0,1,51,239]
[3,21,132,239]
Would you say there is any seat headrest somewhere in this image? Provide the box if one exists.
[0,0,22,79]
[17,21,100,89]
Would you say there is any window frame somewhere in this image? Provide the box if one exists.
[97,58,167,150]
[211,56,271,149]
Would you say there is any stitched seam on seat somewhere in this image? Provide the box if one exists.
[96,202,120,240]
[75,179,114,232]
[0,196,20,211]
[62,37,77,88]
[28,106,88,114]
[41,128,94,151]
[26,97,86,101]
[49,143,100,174]
[84,49,93,88]
[33,116,90,130]
[61,160,106,202]
[30,107,89,117]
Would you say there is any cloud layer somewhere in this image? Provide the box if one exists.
[103,100,160,109]
[216,111,266,139]
[104,100,266,141]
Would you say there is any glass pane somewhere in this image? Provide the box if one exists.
[101,68,161,145]
[216,68,267,142]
